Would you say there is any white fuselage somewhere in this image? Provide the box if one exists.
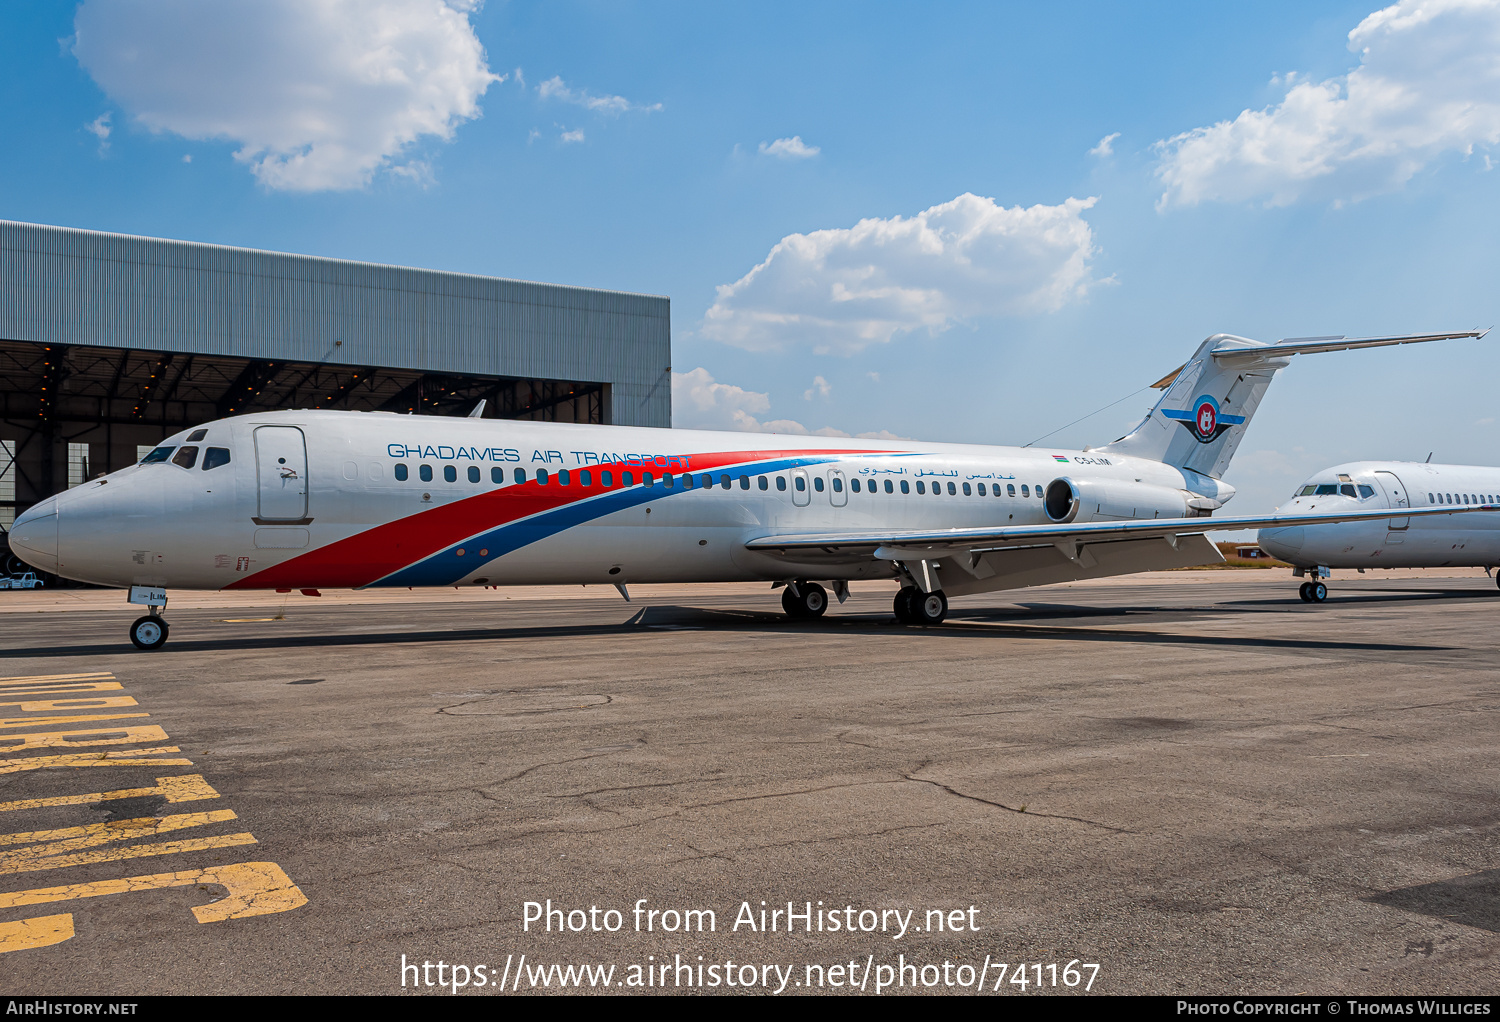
[10,409,1233,593]
[1259,461,1500,569]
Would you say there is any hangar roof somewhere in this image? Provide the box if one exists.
[0,219,671,427]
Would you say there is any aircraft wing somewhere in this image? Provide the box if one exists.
[744,503,1497,557]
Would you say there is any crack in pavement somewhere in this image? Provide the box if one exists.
[903,761,1133,833]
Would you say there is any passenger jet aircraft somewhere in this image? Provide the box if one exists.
[8,329,1491,649]
[1260,460,1500,601]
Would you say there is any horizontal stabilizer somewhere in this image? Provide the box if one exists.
[1217,329,1488,365]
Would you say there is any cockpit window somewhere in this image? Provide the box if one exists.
[140,446,176,464]
[1297,485,1316,496]
[187,429,208,442]
[1340,484,1357,497]
[202,447,231,471]
[172,446,199,469]
[1314,484,1338,495]
[1357,484,1375,498]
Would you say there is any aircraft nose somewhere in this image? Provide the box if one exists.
[9,497,59,573]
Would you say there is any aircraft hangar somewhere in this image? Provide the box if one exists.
[0,219,672,551]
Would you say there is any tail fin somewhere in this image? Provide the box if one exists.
[1097,330,1487,479]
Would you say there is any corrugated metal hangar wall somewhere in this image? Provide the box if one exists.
[0,219,672,531]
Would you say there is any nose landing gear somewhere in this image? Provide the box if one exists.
[1298,581,1328,603]
[126,585,170,649]
[129,614,169,650]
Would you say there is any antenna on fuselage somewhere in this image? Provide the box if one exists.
[468,400,487,418]
[1426,452,1433,463]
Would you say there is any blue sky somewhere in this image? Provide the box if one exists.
[3,0,1498,515]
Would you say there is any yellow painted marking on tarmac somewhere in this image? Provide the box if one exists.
[216,618,279,623]
[0,913,73,953]
[0,833,257,875]
[0,748,192,774]
[0,673,114,685]
[0,862,306,951]
[0,774,221,813]
[0,696,139,712]
[0,714,149,729]
[0,808,238,851]
[0,725,170,753]
[0,682,124,696]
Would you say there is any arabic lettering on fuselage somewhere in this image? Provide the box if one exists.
[386,442,694,470]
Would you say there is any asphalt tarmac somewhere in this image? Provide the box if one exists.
[1,570,1497,995]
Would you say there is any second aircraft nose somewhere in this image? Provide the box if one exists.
[9,497,59,573]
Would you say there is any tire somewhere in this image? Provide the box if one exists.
[1311,581,1328,602]
[914,589,948,625]
[893,586,919,623]
[1298,582,1313,602]
[795,582,828,618]
[129,615,169,650]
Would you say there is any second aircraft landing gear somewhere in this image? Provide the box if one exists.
[781,581,829,619]
[1299,581,1328,603]
[894,585,948,625]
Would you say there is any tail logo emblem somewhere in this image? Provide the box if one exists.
[1162,394,1245,444]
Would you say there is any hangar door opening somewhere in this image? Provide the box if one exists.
[255,426,308,522]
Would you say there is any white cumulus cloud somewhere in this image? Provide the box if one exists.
[1155,0,1500,208]
[759,136,820,159]
[72,0,503,191]
[85,112,111,152]
[700,193,1101,355]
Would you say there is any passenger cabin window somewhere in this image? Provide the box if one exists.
[580,470,592,487]
[172,446,199,469]
[794,477,805,492]
[420,465,433,482]
[624,472,635,486]
[949,482,958,496]
[916,481,925,494]
[643,473,654,486]
[602,471,613,487]
[1007,484,1015,496]
[140,446,175,464]
[202,447,231,471]
[740,475,750,490]
[681,473,693,489]
[702,474,713,489]
[776,477,786,491]
[492,467,503,483]
[885,480,894,493]
[850,478,861,493]
[187,429,208,443]
[758,476,768,490]
[976,483,985,495]
[468,467,481,483]
[559,470,570,485]
[814,477,825,492]
[395,463,409,481]
[720,474,731,489]
[1021,485,1029,497]
[443,465,457,483]
[537,469,549,485]
[900,481,909,494]
[514,468,526,484]
[831,477,842,492]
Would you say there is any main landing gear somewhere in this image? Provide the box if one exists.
[781,581,829,619]
[894,585,948,625]
[1298,581,1328,603]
